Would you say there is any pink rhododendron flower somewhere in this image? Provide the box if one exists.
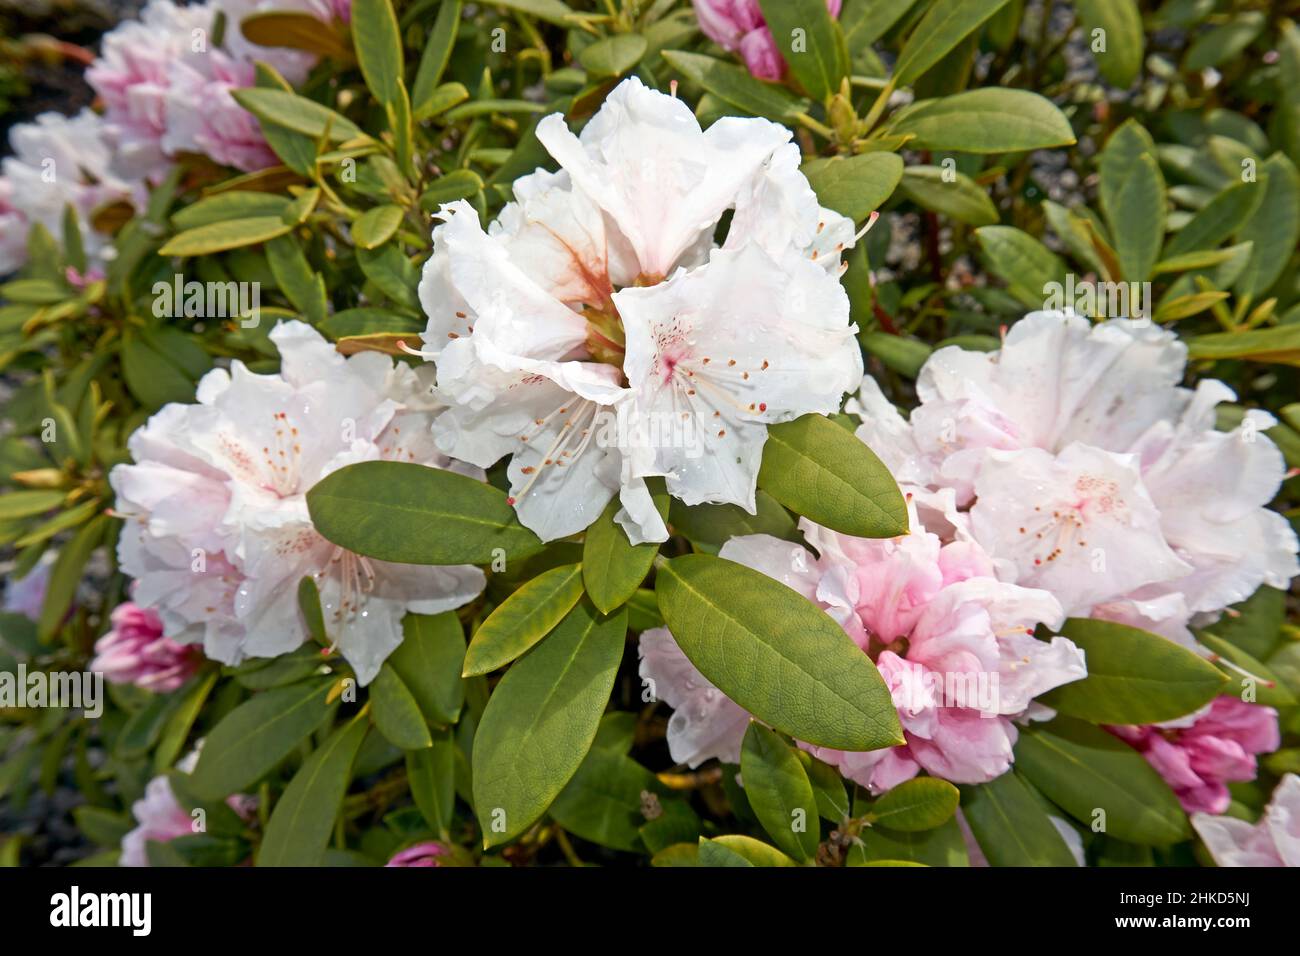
[415,77,865,544]
[1192,774,1300,867]
[91,602,203,693]
[86,0,214,181]
[692,1,842,81]
[120,749,254,866]
[1108,696,1280,814]
[852,311,1300,628]
[386,842,449,867]
[162,49,278,172]
[639,504,1085,791]
[110,321,485,684]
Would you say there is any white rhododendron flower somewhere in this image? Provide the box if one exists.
[111,321,484,684]
[853,311,1299,629]
[639,505,1084,791]
[1192,773,1300,867]
[415,77,866,543]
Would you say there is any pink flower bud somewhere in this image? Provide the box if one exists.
[692,0,842,81]
[386,841,449,867]
[91,602,203,693]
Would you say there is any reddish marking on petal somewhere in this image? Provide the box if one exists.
[758,402,767,412]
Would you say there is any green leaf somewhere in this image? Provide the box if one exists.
[38,516,105,643]
[158,217,294,257]
[1183,12,1265,71]
[388,612,467,725]
[1099,121,1166,281]
[1186,324,1300,367]
[802,153,903,220]
[1015,718,1191,846]
[1039,617,1227,723]
[578,34,647,77]
[867,777,959,832]
[1235,155,1300,298]
[418,169,485,211]
[356,243,420,311]
[370,663,433,750]
[407,731,456,836]
[758,0,847,101]
[893,0,1014,86]
[1163,182,1265,259]
[974,225,1066,308]
[887,89,1076,153]
[411,0,461,115]
[1074,0,1144,87]
[307,460,542,564]
[1197,632,1296,708]
[351,0,404,105]
[463,563,585,676]
[0,490,64,520]
[668,490,795,556]
[898,165,999,226]
[351,205,405,250]
[582,483,668,614]
[189,678,335,800]
[655,554,903,751]
[855,815,967,866]
[549,744,658,852]
[472,600,627,846]
[153,671,219,774]
[660,50,807,123]
[240,11,350,56]
[265,234,327,325]
[258,714,369,866]
[757,413,908,538]
[702,834,796,867]
[740,723,820,862]
[1209,586,1285,661]
[480,0,580,28]
[960,771,1079,866]
[172,191,291,230]
[231,87,365,142]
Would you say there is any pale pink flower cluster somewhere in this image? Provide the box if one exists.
[854,311,1299,641]
[110,322,485,685]
[90,602,203,693]
[692,0,843,81]
[1192,774,1300,867]
[639,502,1086,791]
[1108,697,1280,814]
[1,0,341,275]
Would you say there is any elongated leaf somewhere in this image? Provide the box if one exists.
[1039,618,1226,723]
[0,490,64,520]
[802,153,903,220]
[352,0,404,104]
[867,777,959,832]
[189,678,335,800]
[668,490,795,556]
[656,554,902,751]
[974,225,1067,307]
[757,413,908,538]
[407,731,456,836]
[258,715,368,866]
[158,217,294,257]
[549,744,659,852]
[960,771,1079,866]
[758,0,846,101]
[855,815,967,866]
[231,88,364,141]
[1074,0,1144,87]
[583,483,667,614]
[370,664,433,750]
[1099,121,1166,281]
[887,89,1076,153]
[1163,182,1265,258]
[660,50,807,123]
[703,834,796,867]
[307,460,542,564]
[1015,718,1191,846]
[351,204,404,250]
[894,0,1014,86]
[1235,155,1300,297]
[740,723,819,861]
[898,165,999,226]
[240,12,350,57]
[472,600,627,846]
[578,34,647,77]
[464,563,584,676]
[411,0,461,114]
[38,516,105,642]
[387,612,467,726]
[1186,324,1300,367]
[482,0,579,28]
[172,191,290,230]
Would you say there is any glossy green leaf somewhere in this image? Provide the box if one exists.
[1234,154,1300,298]
[757,413,908,538]
[388,611,467,725]
[158,217,294,257]
[407,731,456,836]
[307,460,543,564]
[583,483,667,614]
[351,205,404,250]
[1015,718,1191,846]
[867,777,959,832]
[660,50,807,123]
[758,0,847,101]
[1074,0,1144,87]
[803,153,903,221]
[740,723,820,861]
[370,663,433,750]
[258,714,369,866]
[464,563,584,676]
[898,165,999,226]
[894,0,1014,86]
[974,225,1067,307]
[1099,121,1166,281]
[231,87,364,141]
[960,770,1079,866]
[655,554,903,751]
[887,89,1076,153]
[472,600,627,846]
[578,34,647,77]
[1039,617,1227,723]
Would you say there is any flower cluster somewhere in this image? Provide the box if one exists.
[109,322,484,685]
[0,0,344,274]
[1192,774,1300,867]
[414,77,866,543]
[640,503,1086,791]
